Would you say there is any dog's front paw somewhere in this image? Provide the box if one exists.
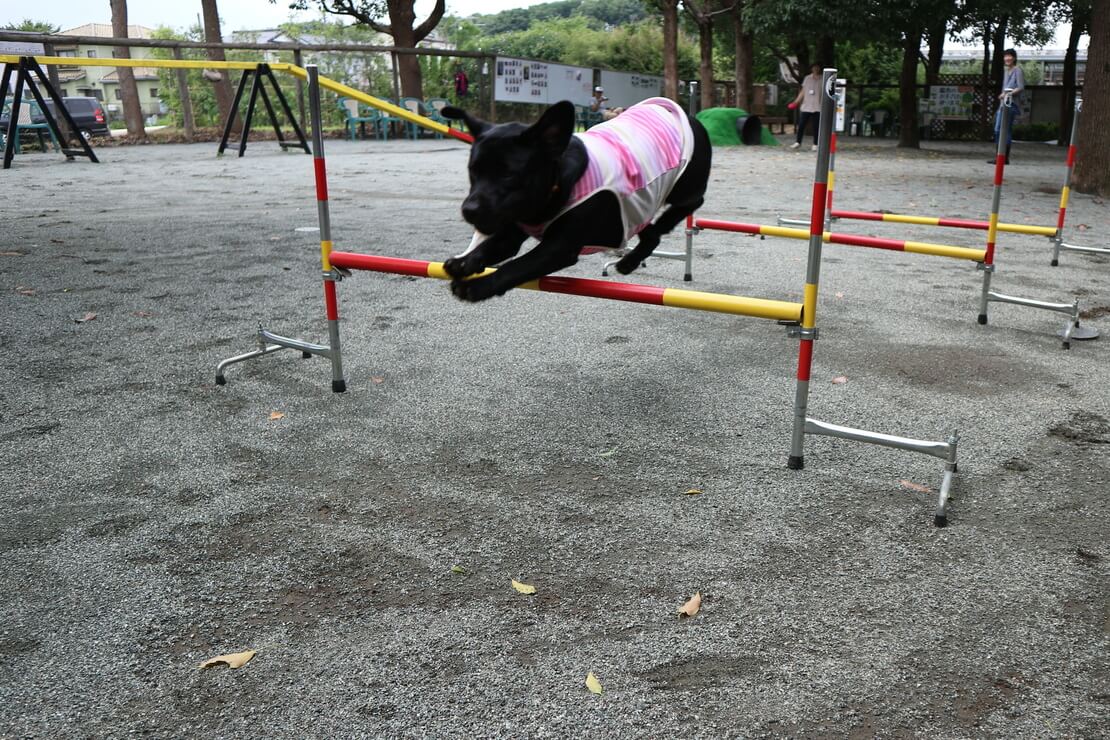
[450,275,498,302]
[443,255,478,279]
[614,255,641,275]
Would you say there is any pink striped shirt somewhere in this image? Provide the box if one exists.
[520,97,694,248]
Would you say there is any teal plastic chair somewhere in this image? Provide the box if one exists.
[338,97,379,140]
[425,98,450,139]
[374,98,405,141]
[399,97,427,140]
[2,99,60,153]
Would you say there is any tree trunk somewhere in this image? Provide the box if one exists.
[697,17,714,110]
[926,21,946,85]
[391,27,423,98]
[1072,0,1109,195]
[732,4,752,111]
[989,17,1008,95]
[661,0,679,100]
[201,0,240,134]
[109,0,146,138]
[897,27,922,149]
[815,35,834,68]
[1059,20,1082,146]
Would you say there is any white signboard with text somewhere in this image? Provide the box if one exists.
[598,69,663,109]
[494,57,593,106]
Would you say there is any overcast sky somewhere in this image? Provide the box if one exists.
[2,0,553,34]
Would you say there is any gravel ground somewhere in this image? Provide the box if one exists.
[1,132,1108,738]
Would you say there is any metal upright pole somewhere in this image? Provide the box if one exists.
[308,65,346,393]
[977,91,1009,325]
[788,68,836,470]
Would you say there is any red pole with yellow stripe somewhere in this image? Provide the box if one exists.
[788,69,837,470]
[308,65,346,392]
[977,92,1011,325]
[1051,97,1081,266]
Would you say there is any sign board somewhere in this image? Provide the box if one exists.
[922,85,975,119]
[835,78,846,132]
[0,40,46,55]
[494,57,593,106]
[598,69,663,109]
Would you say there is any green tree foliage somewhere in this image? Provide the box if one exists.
[2,19,61,33]
[471,0,647,35]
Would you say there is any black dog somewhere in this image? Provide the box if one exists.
[440,99,711,302]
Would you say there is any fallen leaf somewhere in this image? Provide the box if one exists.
[199,649,257,670]
[592,476,601,481]
[16,286,35,296]
[678,592,702,618]
[830,376,849,384]
[450,564,467,574]
[370,376,385,384]
[683,488,703,496]
[0,250,25,256]
[268,411,285,420]
[1077,223,1089,231]
[598,446,618,458]
[898,479,932,493]
[50,238,65,244]
[132,310,154,318]
[585,672,603,695]
[75,312,96,323]
[835,292,844,298]
[511,578,536,595]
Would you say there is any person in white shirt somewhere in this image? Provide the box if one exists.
[788,64,823,150]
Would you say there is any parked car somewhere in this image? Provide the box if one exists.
[1,96,110,140]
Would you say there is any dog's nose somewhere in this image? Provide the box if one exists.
[461,200,482,225]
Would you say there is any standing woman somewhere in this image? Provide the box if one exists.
[789,64,823,150]
[991,48,1025,164]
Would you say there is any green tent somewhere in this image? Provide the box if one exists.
[695,107,781,146]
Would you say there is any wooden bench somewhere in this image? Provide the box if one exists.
[761,116,789,134]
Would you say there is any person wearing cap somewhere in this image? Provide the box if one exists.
[590,86,623,120]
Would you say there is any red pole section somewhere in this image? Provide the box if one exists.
[826,232,907,252]
[985,152,1006,265]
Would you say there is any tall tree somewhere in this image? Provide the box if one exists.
[286,0,447,98]
[1072,0,1109,195]
[682,0,736,110]
[200,0,240,134]
[109,0,146,138]
[3,19,61,33]
[732,1,754,110]
[650,0,680,100]
[1058,1,1091,145]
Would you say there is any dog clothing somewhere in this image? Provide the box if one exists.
[519,97,695,248]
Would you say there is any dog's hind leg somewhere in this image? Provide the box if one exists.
[614,196,703,275]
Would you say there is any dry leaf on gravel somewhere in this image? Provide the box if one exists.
[268,411,285,420]
[450,565,467,574]
[75,312,96,323]
[1,250,25,256]
[132,310,155,318]
[678,592,702,618]
[199,649,257,670]
[835,292,844,298]
[511,579,536,595]
[16,286,35,296]
[1077,223,1089,231]
[598,446,618,457]
[683,488,703,496]
[831,376,849,384]
[371,376,385,384]
[585,672,603,694]
[898,479,932,493]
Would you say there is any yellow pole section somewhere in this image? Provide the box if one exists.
[661,288,803,321]
[1059,186,1070,210]
[285,65,452,137]
[902,242,987,261]
[0,54,280,71]
[881,213,942,226]
[801,284,818,329]
[987,212,1000,246]
[997,221,1058,237]
[759,224,810,240]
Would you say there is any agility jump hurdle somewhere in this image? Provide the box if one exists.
[218,66,960,526]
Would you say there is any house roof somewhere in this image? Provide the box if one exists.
[61,23,156,40]
[57,69,87,83]
[100,68,160,82]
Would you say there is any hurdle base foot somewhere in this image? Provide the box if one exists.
[683,274,692,282]
[787,455,804,470]
[977,314,988,325]
[1050,259,1059,266]
[934,514,948,528]
[301,351,313,359]
[332,379,347,393]
[215,375,226,386]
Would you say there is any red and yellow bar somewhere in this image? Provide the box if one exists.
[327,252,803,322]
[694,218,987,262]
[830,209,1057,238]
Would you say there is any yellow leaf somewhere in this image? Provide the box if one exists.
[199,649,257,670]
[511,578,536,595]
[450,565,467,574]
[269,411,285,420]
[678,592,702,618]
[585,671,603,695]
[683,488,703,496]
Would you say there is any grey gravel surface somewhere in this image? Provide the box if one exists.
[1,134,1108,738]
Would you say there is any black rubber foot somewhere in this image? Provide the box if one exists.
[952,463,958,473]
[1050,259,1059,266]
[601,270,609,276]
[934,515,948,528]
[977,314,988,325]
[332,379,347,393]
[787,455,804,470]
[301,351,312,359]
[215,375,226,386]
[683,274,692,282]
[1063,342,1071,350]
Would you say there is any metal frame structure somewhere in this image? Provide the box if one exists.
[1049,98,1107,266]
[218,66,960,526]
[217,63,310,157]
[1,56,98,169]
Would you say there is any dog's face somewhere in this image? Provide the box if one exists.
[442,101,576,234]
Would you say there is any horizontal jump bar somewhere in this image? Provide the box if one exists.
[327,252,803,322]
[694,219,987,262]
[0,53,286,71]
[285,66,473,143]
[831,209,1058,237]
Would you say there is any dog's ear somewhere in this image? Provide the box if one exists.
[523,100,576,156]
[441,106,489,138]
